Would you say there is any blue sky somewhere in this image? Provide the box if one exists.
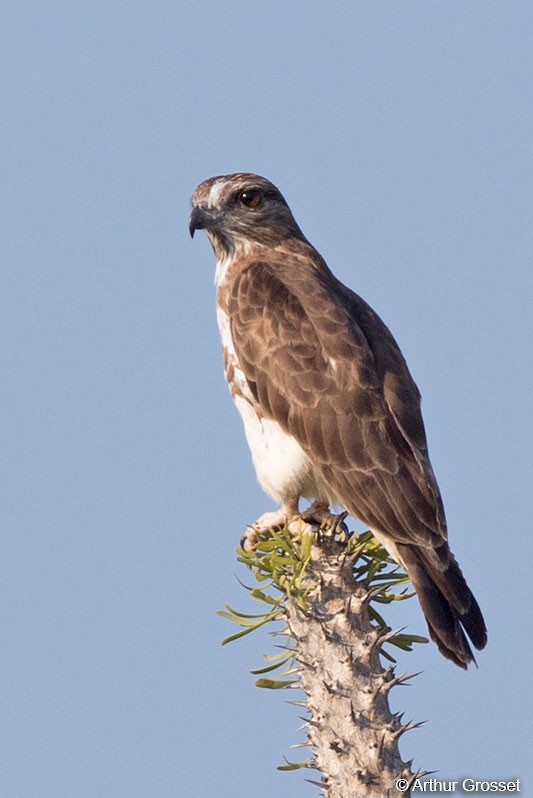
[2,2,532,796]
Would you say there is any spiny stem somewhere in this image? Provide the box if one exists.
[219,525,427,796]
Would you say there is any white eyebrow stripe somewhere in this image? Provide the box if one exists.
[208,179,227,208]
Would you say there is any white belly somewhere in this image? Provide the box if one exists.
[217,304,331,505]
[234,395,313,502]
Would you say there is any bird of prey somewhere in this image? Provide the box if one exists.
[189,172,487,668]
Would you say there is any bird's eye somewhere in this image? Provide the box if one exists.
[238,189,262,209]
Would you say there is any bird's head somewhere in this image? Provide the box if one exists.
[189,173,305,258]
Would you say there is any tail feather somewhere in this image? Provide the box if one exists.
[397,543,487,668]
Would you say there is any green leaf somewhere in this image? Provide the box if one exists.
[249,588,282,606]
[217,606,267,621]
[389,633,429,651]
[379,647,398,664]
[277,757,312,771]
[250,658,291,675]
[299,531,313,561]
[217,611,274,627]
[221,615,275,645]
[255,677,296,689]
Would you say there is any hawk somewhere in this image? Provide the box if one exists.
[189,172,487,668]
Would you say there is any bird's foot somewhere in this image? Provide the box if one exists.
[242,509,288,551]
[241,507,313,551]
[301,504,349,538]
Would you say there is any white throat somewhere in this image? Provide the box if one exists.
[212,238,253,287]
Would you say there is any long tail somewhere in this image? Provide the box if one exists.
[397,543,487,669]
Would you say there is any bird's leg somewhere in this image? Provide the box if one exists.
[300,500,330,525]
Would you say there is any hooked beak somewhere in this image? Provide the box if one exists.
[189,206,210,238]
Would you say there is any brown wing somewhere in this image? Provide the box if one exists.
[228,256,447,549]
[228,253,486,667]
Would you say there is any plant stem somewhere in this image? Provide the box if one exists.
[286,533,421,797]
